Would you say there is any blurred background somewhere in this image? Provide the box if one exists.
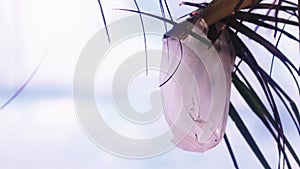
[0,0,299,168]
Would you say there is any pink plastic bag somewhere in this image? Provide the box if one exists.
[160,18,236,152]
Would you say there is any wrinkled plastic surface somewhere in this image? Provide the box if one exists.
[160,19,236,152]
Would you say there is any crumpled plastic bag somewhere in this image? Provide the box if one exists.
[160,18,236,152]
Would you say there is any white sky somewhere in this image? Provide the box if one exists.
[0,0,299,169]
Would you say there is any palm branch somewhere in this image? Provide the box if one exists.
[101,0,299,168]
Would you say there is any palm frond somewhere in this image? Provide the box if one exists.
[96,0,110,42]
[133,0,148,74]
[229,103,272,169]
[224,133,239,169]
[98,0,300,168]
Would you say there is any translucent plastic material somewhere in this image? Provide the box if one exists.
[160,18,236,152]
